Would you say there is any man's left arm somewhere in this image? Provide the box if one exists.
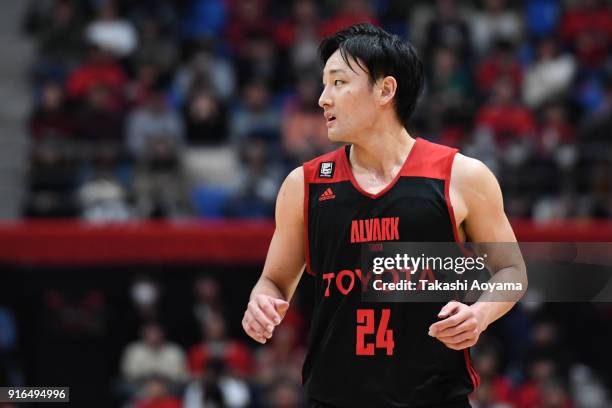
[429,155,527,350]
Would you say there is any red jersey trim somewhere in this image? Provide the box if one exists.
[441,146,481,392]
[303,147,351,184]
[340,138,421,199]
[303,166,315,276]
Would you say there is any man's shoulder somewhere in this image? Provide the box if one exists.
[451,152,492,184]
[302,146,346,182]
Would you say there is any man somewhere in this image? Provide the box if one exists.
[242,24,526,407]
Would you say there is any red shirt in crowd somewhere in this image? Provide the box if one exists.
[188,340,254,377]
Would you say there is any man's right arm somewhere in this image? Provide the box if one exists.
[242,167,306,344]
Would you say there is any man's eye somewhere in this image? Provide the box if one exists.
[334,80,343,86]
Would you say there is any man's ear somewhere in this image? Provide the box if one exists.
[378,76,397,106]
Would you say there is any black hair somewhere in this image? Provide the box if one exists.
[318,23,424,129]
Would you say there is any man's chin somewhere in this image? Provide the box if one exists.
[327,130,345,143]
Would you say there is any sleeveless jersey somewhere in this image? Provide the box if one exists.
[301,137,480,407]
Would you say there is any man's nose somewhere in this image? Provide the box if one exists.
[318,87,332,109]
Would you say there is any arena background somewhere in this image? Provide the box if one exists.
[0,0,611,407]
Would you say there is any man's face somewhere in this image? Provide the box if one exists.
[319,49,380,143]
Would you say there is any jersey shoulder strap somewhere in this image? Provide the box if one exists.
[303,146,350,185]
[401,138,458,180]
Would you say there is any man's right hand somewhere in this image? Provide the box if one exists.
[242,294,290,344]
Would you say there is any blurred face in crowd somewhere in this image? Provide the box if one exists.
[142,324,164,348]
[319,49,388,143]
[204,312,227,341]
[194,276,220,301]
[41,82,64,110]
[53,0,75,25]
[244,82,269,111]
[269,382,301,408]
[492,78,515,104]
[294,0,317,24]
[297,77,319,108]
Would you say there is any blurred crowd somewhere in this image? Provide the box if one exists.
[2,268,612,407]
[110,274,309,408]
[21,0,612,222]
[13,0,612,406]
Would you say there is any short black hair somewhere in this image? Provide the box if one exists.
[318,23,424,129]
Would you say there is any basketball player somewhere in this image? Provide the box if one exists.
[242,24,526,407]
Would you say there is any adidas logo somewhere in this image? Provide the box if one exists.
[319,187,336,201]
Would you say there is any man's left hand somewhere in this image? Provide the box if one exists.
[428,301,487,350]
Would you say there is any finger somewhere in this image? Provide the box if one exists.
[435,319,477,339]
[249,323,268,343]
[274,299,290,316]
[242,317,266,344]
[429,309,469,335]
[259,297,282,324]
[437,300,460,318]
[244,319,267,343]
[247,314,272,338]
[249,303,276,332]
[442,338,475,350]
[438,328,477,345]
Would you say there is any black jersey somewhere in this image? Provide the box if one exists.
[301,137,479,408]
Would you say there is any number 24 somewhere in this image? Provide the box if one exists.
[356,308,394,356]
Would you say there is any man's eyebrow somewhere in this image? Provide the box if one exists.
[322,68,347,80]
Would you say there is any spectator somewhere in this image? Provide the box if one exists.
[65,45,127,104]
[183,359,251,408]
[132,135,190,219]
[193,275,225,329]
[523,37,576,108]
[275,0,322,76]
[78,175,132,223]
[127,62,163,108]
[29,80,75,140]
[234,32,282,90]
[424,0,472,61]
[132,17,178,76]
[559,0,612,70]
[132,376,182,408]
[24,139,79,217]
[74,83,124,143]
[470,0,522,56]
[172,39,237,104]
[473,345,514,403]
[126,86,185,159]
[254,324,305,386]
[423,46,473,140]
[537,103,574,158]
[319,0,379,38]
[187,310,254,379]
[27,0,85,82]
[85,0,138,58]
[120,322,189,388]
[281,75,331,164]
[223,138,282,218]
[230,80,281,146]
[266,379,305,408]
[225,0,274,54]
[475,39,523,98]
[475,77,536,149]
[183,85,228,145]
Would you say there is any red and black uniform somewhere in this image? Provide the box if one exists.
[302,137,479,408]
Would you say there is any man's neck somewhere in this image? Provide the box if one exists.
[349,126,415,180]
